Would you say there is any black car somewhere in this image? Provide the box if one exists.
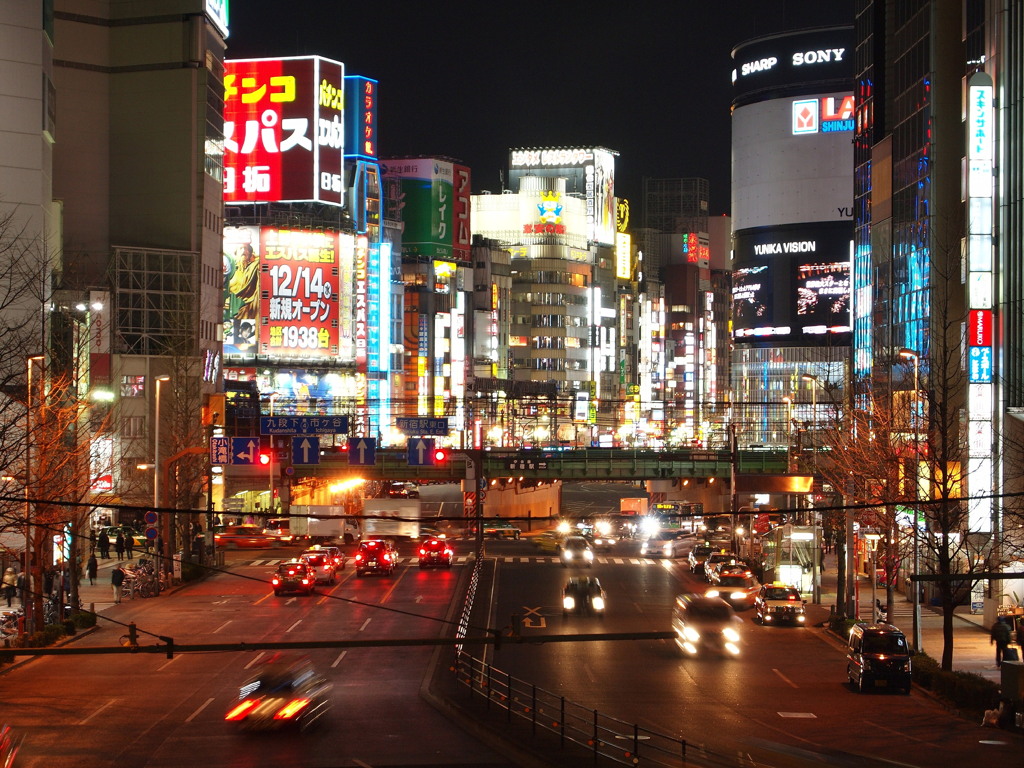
[225,655,332,731]
[418,537,454,568]
[270,561,316,596]
[354,539,396,576]
[846,622,914,694]
[562,577,607,615]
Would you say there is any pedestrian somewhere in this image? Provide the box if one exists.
[43,567,55,597]
[1016,616,1024,649]
[124,532,135,560]
[98,530,110,559]
[16,570,26,606]
[111,565,125,604]
[990,617,1012,666]
[86,554,98,586]
[114,531,125,561]
[2,567,16,607]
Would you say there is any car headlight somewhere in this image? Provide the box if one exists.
[682,626,701,642]
[592,596,605,611]
[723,627,740,643]
[563,595,576,611]
[562,550,572,560]
[584,550,593,561]
[729,591,745,601]
[662,544,673,556]
[706,589,721,598]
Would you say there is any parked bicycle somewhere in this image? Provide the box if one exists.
[122,559,162,599]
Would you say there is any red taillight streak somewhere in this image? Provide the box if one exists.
[274,698,311,719]
[271,578,280,586]
[225,698,262,721]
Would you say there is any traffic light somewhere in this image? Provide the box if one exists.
[432,447,448,464]
[258,451,272,466]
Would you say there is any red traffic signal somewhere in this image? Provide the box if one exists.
[432,448,448,464]
[258,451,272,466]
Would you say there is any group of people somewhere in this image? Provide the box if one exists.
[95,529,137,560]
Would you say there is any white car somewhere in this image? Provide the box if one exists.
[560,536,594,568]
[640,530,687,558]
[298,551,336,585]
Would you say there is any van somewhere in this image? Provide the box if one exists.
[846,622,914,694]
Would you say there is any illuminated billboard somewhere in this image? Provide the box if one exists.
[732,222,852,344]
[223,226,351,360]
[508,146,617,245]
[224,56,345,205]
[344,75,378,160]
[383,157,470,263]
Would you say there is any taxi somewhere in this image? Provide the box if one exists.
[706,569,760,610]
[298,551,336,585]
[270,561,316,596]
[418,537,454,568]
[754,583,807,625]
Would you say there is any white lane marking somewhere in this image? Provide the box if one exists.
[185,697,214,723]
[773,668,799,688]
[244,652,266,669]
[212,620,232,634]
[359,618,372,632]
[80,699,117,725]
[331,650,348,669]
[778,712,816,718]
[287,619,302,633]
[158,655,180,672]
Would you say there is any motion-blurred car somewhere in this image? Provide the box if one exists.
[688,543,714,572]
[214,524,281,549]
[702,551,740,582]
[354,539,396,577]
[640,530,688,558]
[753,583,807,625]
[532,530,564,553]
[298,551,336,585]
[672,593,742,657]
[562,577,607,615]
[706,571,760,610]
[263,518,308,545]
[560,536,594,568]
[270,561,316,596]
[418,537,454,568]
[225,655,332,731]
[709,563,749,586]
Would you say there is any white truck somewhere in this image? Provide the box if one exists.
[361,498,421,539]
[288,505,362,544]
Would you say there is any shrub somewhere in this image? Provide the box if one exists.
[181,561,206,582]
[62,619,76,636]
[911,652,940,688]
[72,611,97,629]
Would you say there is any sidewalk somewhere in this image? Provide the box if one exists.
[76,550,163,613]
[811,551,1007,684]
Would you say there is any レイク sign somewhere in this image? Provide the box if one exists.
[224,56,345,205]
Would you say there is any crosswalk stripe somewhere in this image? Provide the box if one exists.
[238,555,667,567]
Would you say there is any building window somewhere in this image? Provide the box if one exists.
[122,416,145,438]
[121,376,146,397]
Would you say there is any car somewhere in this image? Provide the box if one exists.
[706,571,760,610]
[298,551,336,584]
[262,518,308,544]
[308,544,346,572]
[753,583,808,625]
[560,536,594,568]
[225,655,332,731]
[671,593,742,657]
[532,530,564,553]
[270,561,316,596]
[586,533,618,553]
[846,622,914,694]
[418,537,454,568]
[214,524,281,549]
[688,543,714,572]
[640,530,687,558]
[562,577,607,616]
[702,551,740,582]
[354,539,397,576]
[709,563,749,586]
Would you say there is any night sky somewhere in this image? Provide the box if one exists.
[225,1,854,217]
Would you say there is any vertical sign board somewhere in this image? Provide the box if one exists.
[383,157,455,260]
[224,56,345,206]
[966,72,994,534]
[344,76,378,160]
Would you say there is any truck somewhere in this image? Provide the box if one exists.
[361,498,421,539]
[288,506,363,544]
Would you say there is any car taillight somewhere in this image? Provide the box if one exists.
[301,578,311,585]
[355,553,363,562]
[272,578,280,586]
[383,553,393,562]
[273,698,311,720]
[225,698,261,721]
[418,548,426,555]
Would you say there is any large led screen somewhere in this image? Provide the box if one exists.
[223,226,350,361]
[224,56,345,205]
[732,222,852,345]
[383,158,468,263]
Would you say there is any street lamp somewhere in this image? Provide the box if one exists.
[865,532,882,623]
[898,347,923,652]
[25,355,44,632]
[154,375,170,577]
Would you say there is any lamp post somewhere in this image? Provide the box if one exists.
[25,355,44,632]
[154,375,170,577]
[865,532,882,623]
[899,348,923,652]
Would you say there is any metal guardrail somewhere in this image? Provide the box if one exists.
[452,651,688,767]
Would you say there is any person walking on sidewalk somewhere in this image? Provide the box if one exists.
[98,530,110,559]
[990,618,1012,666]
[125,532,135,560]
[86,554,98,586]
[114,531,125,561]
[2,567,16,607]
[111,565,125,604]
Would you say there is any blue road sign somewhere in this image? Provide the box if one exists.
[396,417,449,436]
[260,415,350,435]
[347,437,377,466]
[231,437,261,465]
[210,437,231,465]
[291,436,320,465]
[408,438,436,466]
